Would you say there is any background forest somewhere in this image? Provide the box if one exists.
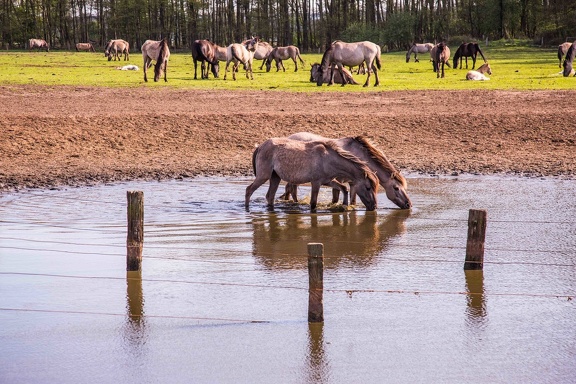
[1,0,575,52]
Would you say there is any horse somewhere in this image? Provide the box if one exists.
[563,41,576,77]
[104,39,129,61]
[245,138,379,212]
[558,42,572,68]
[432,43,451,78]
[466,62,492,80]
[223,37,259,81]
[141,38,170,82]
[192,39,220,79]
[405,43,434,63]
[265,45,305,72]
[28,39,49,52]
[452,42,486,69]
[280,132,411,210]
[75,42,95,52]
[316,40,381,87]
[242,39,273,70]
[309,63,358,85]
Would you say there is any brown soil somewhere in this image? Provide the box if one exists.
[1,85,575,193]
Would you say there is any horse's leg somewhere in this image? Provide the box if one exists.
[293,57,298,72]
[265,172,282,208]
[414,52,419,62]
[245,176,270,210]
[465,57,469,69]
[143,58,148,82]
[363,61,371,87]
[371,60,380,87]
[441,62,445,78]
[328,64,336,86]
[472,55,476,69]
[194,60,199,79]
[328,180,349,206]
[309,182,322,211]
[164,61,168,82]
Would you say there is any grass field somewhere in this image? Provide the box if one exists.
[0,41,572,91]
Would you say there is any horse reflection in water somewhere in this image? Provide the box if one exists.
[251,210,410,270]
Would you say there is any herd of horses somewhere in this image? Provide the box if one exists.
[27,36,576,85]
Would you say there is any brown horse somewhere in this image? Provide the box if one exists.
[28,38,49,52]
[309,63,358,85]
[558,42,572,68]
[192,39,220,79]
[245,138,379,212]
[104,39,129,61]
[432,43,451,78]
[317,40,381,87]
[141,38,170,82]
[281,132,411,209]
[75,42,95,52]
[265,45,305,72]
[452,42,486,69]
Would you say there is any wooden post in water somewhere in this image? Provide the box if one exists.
[308,243,324,323]
[127,191,144,273]
[464,209,487,270]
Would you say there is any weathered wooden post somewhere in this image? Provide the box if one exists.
[127,191,144,273]
[464,209,487,270]
[308,243,324,323]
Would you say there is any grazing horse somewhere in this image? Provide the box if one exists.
[281,132,411,209]
[453,42,486,69]
[405,43,434,63]
[245,138,379,212]
[309,63,359,85]
[141,38,170,82]
[242,39,273,70]
[562,41,576,77]
[28,38,49,52]
[75,42,95,52]
[466,62,492,80]
[558,42,572,69]
[432,43,451,78]
[265,45,305,72]
[224,37,259,80]
[192,39,220,79]
[317,40,381,87]
[104,39,129,61]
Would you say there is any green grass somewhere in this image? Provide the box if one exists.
[0,43,572,91]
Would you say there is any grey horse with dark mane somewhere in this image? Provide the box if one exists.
[432,43,451,78]
[280,132,411,209]
[316,40,381,87]
[245,138,379,212]
[142,38,170,82]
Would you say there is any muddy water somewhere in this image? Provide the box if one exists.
[0,176,575,383]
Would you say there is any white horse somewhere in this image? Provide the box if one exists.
[466,62,491,81]
[28,38,49,52]
[223,37,259,80]
[405,43,434,63]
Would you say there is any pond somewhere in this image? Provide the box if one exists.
[0,175,575,383]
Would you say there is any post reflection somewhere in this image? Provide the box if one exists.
[306,322,330,384]
[124,271,147,347]
[464,270,487,325]
[251,209,410,270]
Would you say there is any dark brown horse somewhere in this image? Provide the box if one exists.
[265,46,305,72]
[192,39,219,79]
[562,41,576,77]
[452,42,486,69]
[432,43,451,78]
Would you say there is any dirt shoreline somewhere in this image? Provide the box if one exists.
[1,86,575,194]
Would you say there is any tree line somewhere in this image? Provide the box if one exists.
[1,0,574,52]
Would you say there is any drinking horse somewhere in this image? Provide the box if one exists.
[281,132,412,209]
[142,38,170,82]
[245,138,379,212]
[265,45,305,72]
[29,38,49,52]
[104,39,129,61]
[192,39,220,79]
[405,43,434,63]
[452,42,486,69]
[316,40,381,87]
[562,41,576,77]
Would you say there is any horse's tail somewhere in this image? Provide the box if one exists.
[476,43,487,62]
[231,44,244,64]
[374,45,382,70]
[154,38,169,80]
[251,145,259,175]
[296,48,305,64]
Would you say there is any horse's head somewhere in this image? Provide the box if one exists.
[354,171,379,211]
[310,63,320,82]
[382,172,412,209]
[563,60,575,77]
[211,61,220,78]
[265,57,272,72]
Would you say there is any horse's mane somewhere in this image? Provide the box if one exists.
[352,136,407,188]
[324,140,378,189]
[154,38,169,77]
[565,42,576,64]
[320,44,335,67]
